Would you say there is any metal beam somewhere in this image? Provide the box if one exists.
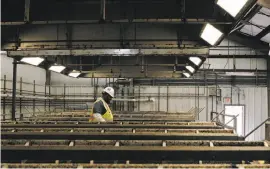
[11,59,17,121]
[2,146,270,162]
[1,132,239,140]
[1,123,222,129]
[7,48,209,57]
[1,19,232,26]
[256,25,270,40]
[227,33,269,54]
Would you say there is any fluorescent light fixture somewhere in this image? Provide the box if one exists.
[183,73,191,78]
[189,57,202,66]
[225,72,255,76]
[186,65,195,73]
[68,71,81,78]
[217,0,248,17]
[200,23,223,46]
[21,57,44,66]
[49,65,66,73]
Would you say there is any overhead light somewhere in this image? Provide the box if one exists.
[183,73,191,78]
[225,72,255,76]
[21,57,44,66]
[200,23,223,46]
[186,65,195,73]
[68,71,81,78]
[189,57,202,66]
[49,65,66,73]
[216,0,248,17]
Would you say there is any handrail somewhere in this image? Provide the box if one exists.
[211,110,224,122]
[244,117,270,139]
[224,114,239,126]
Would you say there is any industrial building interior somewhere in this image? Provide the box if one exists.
[1,0,270,168]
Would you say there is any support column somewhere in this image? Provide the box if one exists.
[11,59,18,121]
[100,0,106,21]
[267,56,270,117]
[24,0,30,22]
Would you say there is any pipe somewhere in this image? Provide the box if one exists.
[1,19,232,26]
[11,59,17,121]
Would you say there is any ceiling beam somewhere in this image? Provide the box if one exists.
[1,19,232,26]
[256,25,270,40]
[7,48,209,57]
[227,33,269,55]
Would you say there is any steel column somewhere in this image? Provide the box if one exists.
[3,75,7,121]
[11,59,18,121]
[267,56,270,117]
[19,77,22,120]
[33,80,35,114]
[24,0,30,22]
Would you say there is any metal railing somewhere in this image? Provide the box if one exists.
[244,117,270,140]
[211,111,238,131]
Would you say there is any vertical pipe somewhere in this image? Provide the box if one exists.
[45,84,47,112]
[268,56,270,118]
[3,75,6,121]
[167,85,169,113]
[100,0,106,20]
[205,71,208,121]
[49,85,51,111]
[64,84,66,111]
[138,84,140,111]
[33,80,36,114]
[158,85,160,112]
[11,59,17,121]
[215,73,217,113]
[19,77,22,120]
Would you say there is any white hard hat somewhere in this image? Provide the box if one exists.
[103,87,115,98]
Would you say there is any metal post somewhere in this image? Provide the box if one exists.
[138,85,140,112]
[267,56,270,117]
[49,85,51,111]
[11,59,18,121]
[24,0,30,22]
[19,77,22,120]
[167,85,169,113]
[33,80,35,114]
[100,0,106,20]
[3,75,6,121]
[44,84,47,112]
[215,73,217,113]
[158,85,160,112]
[64,84,66,111]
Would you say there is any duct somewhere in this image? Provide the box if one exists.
[7,48,209,57]
[1,19,232,26]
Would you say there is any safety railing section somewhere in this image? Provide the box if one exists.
[210,111,237,131]
[244,117,270,140]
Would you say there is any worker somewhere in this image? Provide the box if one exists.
[89,87,114,122]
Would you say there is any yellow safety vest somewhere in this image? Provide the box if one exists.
[89,97,113,122]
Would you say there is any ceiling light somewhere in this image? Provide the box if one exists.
[49,65,66,73]
[189,57,202,66]
[186,65,195,73]
[216,0,248,17]
[183,73,191,78]
[200,23,223,46]
[225,72,255,76]
[21,57,44,66]
[68,71,81,78]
